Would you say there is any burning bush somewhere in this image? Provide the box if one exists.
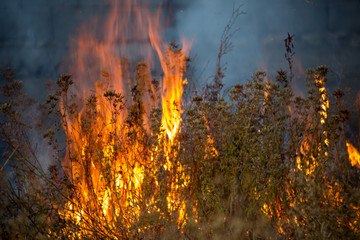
[1,2,360,239]
[1,61,360,239]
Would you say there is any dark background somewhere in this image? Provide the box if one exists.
[0,0,359,116]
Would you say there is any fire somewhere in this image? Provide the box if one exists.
[54,1,359,236]
[296,73,328,174]
[260,70,360,235]
[346,141,360,168]
[59,0,191,237]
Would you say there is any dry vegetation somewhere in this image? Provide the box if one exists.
[1,7,360,240]
[1,60,360,239]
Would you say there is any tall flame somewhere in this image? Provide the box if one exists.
[60,0,191,237]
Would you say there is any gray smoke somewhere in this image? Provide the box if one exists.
[1,0,360,95]
[177,0,360,93]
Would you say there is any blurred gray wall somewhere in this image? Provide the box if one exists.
[0,0,181,99]
[177,0,360,92]
[0,0,360,98]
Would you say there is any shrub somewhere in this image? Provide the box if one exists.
[1,58,360,239]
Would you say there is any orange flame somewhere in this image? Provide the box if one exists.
[346,141,360,168]
[296,74,328,175]
[60,0,191,236]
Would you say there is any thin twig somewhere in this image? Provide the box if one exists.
[1,145,19,171]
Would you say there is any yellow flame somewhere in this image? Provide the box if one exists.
[346,141,360,168]
[59,0,192,237]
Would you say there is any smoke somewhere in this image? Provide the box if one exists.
[174,0,262,89]
[1,0,360,95]
[175,0,360,93]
